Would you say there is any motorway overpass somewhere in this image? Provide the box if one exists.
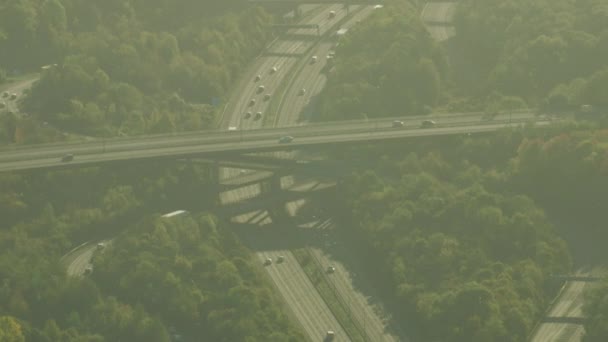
[0,114,551,173]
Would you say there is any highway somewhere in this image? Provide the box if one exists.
[421,2,456,41]
[530,267,605,342]
[61,240,111,277]
[217,5,351,341]
[0,114,546,172]
[272,5,403,341]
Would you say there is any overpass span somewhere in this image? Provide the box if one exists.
[0,117,552,173]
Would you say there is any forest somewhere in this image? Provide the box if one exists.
[326,122,608,341]
[0,0,273,139]
[2,0,608,341]
[316,0,607,120]
[0,160,303,341]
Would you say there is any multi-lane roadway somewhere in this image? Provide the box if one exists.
[421,2,456,41]
[218,5,355,341]
[0,113,546,172]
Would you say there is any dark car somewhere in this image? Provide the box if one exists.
[420,120,436,128]
[61,154,74,162]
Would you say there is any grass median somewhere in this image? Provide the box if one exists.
[293,248,369,342]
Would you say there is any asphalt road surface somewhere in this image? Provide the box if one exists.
[530,267,605,342]
[421,2,456,41]
[0,116,548,172]
[258,250,350,341]
[217,6,351,341]
[62,240,111,277]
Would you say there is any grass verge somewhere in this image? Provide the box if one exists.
[292,248,369,342]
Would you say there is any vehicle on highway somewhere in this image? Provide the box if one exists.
[264,258,272,266]
[328,10,336,19]
[420,120,436,128]
[374,4,384,9]
[326,266,336,274]
[325,330,335,341]
[278,136,294,144]
[1,92,8,98]
[9,93,17,100]
[61,154,74,162]
[254,75,261,82]
[263,93,271,101]
[249,99,256,106]
[277,255,285,263]
[254,112,262,120]
[244,111,252,119]
[270,66,278,74]
[392,120,404,128]
[328,51,335,58]
[96,243,106,250]
[311,55,318,64]
[257,85,265,93]
[228,126,238,131]
[298,88,306,96]
[84,266,93,275]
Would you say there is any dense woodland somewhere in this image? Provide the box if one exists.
[317,0,607,120]
[2,0,608,341]
[317,1,446,120]
[328,123,608,341]
[0,0,273,139]
[0,162,303,341]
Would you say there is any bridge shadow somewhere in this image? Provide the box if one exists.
[228,208,415,340]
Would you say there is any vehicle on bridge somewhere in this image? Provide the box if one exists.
[420,120,436,128]
[61,154,74,162]
[278,136,294,144]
